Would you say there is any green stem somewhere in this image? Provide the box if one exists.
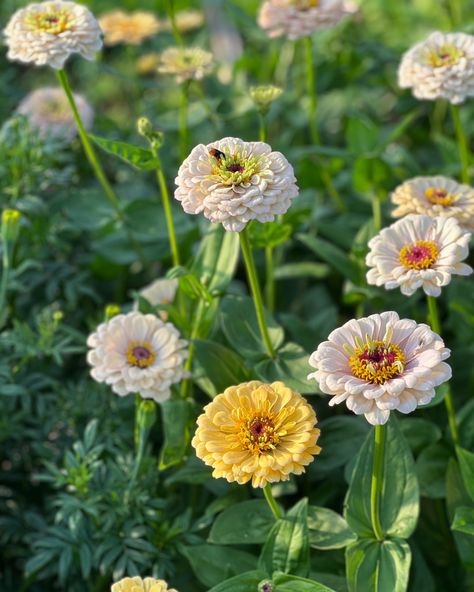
[370,424,386,542]
[179,83,189,162]
[445,0,462,29]
[371,192,382,233]
[239,228,276,359]
[0,239,11,328]
[164,0,183,46]
[304,36,319,145]
[258,112,267,143]
[450,104,470,185]
[265,246,275,313]
[263,483,282,520]
[426,295,460,446]
[180,298,206,399]
[155,162,181,267]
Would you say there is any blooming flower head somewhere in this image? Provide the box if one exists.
[250,85,283,111]
[4,1,103,69]
[308,312,451,425]
[111,577,177,592]
[398,31,474,104]
[391,176,474,231]
[366,215,472,297]
[134,278,178,320]
[17,87,93,141]
[175,137,298,232]
[157,47,214,83]
[87,312,188,403]
[192,380,321,488]
[161,9,205,33]
[98,10,160,46]
[258,0,357,41]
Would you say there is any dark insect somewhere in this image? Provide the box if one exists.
[209,147,225,160]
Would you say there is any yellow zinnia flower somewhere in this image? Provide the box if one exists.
[192,381,321,488]
[111,576,177,592]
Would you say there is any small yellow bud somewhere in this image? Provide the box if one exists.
[249,85,283,111]
[1,209,21,242]
[53,310,64,322]
[105,304,121,320]
[137,117,153,138]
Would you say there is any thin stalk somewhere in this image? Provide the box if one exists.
[445,0,462,29]
[180,298,206,399]
[265,246,275,313]
[164,0,183,46]
[450,104,470,184]
[239,227,276,359]
[258,112,267,143]
[304,36,319,145]
[263,483,282,520]
[370,424,386,541]
[427,295,460,446]
[155,162,181,267]
[127,399,156,499]
[179,83,189,162]
[371,192,382,233]
[0,239,11,328]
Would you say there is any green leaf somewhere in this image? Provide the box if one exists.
[346,538,411,592]
[307,506,357,550]
[248,221,293,249]
[344,419,419,539]
[273,572,337,591]
[415,443,451,499]
[456,447,474,503]
[180,544,257,588]
[400,419,441,455]
[208,499,274,545]
[207,570,269,592]
[259,498,310,578]
[297,234,360,284]
[452,506,474,536]
[159,400,189,469]
[220,295,284,360]
[446,458,474,570]
[352,157,392,194]
[255,342,317,394]
[346,116,380,156]
[274,262,330,280]
[193,339,251,398]
[89,135,159,170]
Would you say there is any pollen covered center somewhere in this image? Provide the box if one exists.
[424,187,457,207]
[399,240,439,270]
[208,147,261,186]
[239,415,279,454]
[349,339,406,384]
[126,340,156,368]
[426,44,464,68]
[27,8,73,34]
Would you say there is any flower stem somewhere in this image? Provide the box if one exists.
[265,246,275,313]
[258,112,267,143]
[239,227,276,359]
[450,104,470,185]
[127,399,156,498]
[180,298,206,399]
[304,36,319,146]
[371,192,382,233]
[445,0,462,29]
[426,295,460,446]
[0,236,12,329]
[263,483,282,520]
[179,83,190,162]
[164,0,183,46]
[155,162,181,267]
[370,423,386,541]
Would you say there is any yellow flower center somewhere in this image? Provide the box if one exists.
[427,44,464,68]
[126,340,155,368]
[294,0,320,9]
[349,338,406,385]
[208,148,261,186]
[424,187,457,207]
[239,415,279,454]
[26,7,73,34]
[399,240,439,270]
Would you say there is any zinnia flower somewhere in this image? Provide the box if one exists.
[308,311,451,425]
[258,0,357,41]
[398,31,474,104]
[4,1,102,69]
[174,137,298,232]
[98,10,160,46]
[391,176,474,231]
[87,312,188,403]
[161,9,204,33]
[192,380,321,488]
[17,86,93,141]
[250,85,283,111]
[111,577,177,592]
[157,47,214,83]
[134,278,178,320]
[366,215,472,297]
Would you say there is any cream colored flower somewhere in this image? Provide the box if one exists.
[87,312,188,403]
[4,1,102,69]
[250,85,283,110]
[157,47,214,83]
[366,215,472,297]
[258,0,357,41]
[391,176,474,231]
[17,86,93,141]
[308,312,451,425]
[161,10,204,33]
[174,137,299,232]
[111,577,178,592]
[192,381,321,488]
[98,10,160,46]
[136,52,161,75]
[398,31,474,104]
[134,278,178,320]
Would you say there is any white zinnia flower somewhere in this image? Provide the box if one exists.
[308,311,451,425]
[174,137,299,232]
[157,47,214,83]
[4,1,103,69]
[366,215,472,297]
[87,312,188,403]
[134,278,178,320]
[398,31,474,104]
[258,0,357,41]
[16,86,93,141]
[391,176,474,231]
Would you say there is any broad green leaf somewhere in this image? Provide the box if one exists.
[400,419,441,455]
[208,499,274,545]
[452,506,474,536]
[346,538,411,592]
[456,447,474,503]
[344,419,419,539]
[165,456,212,486]
[297,234,360,284]
[307,506,357,550]
[90,135,158,170]
[180,544,257,588]
[446,459,474,570]
[346,116,380,156]
[220,295,284,360]
[415,443,451,499]
[352,157,392,194]
[255,342,317,394]
[159,400,189,469]
[248,221,293,249]
[273,572,336,591]
[207,570,269,592]
[259,498,310,578]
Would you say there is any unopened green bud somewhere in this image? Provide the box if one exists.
[137,117,153,138]
[249,85,283,111]
[105,304,121,320]
[2,209,21,242]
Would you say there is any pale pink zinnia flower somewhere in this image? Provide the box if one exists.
[366,215,472,297]
[398,31,474,104]
[258,0,357,41]
[174,137,298,232]
[308,311,451,425]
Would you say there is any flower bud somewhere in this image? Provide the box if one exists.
[1,209,21,242]
[258,580,274,592]
[105,304,121,320]
[137,117,153,138]
[250,85,283,112]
